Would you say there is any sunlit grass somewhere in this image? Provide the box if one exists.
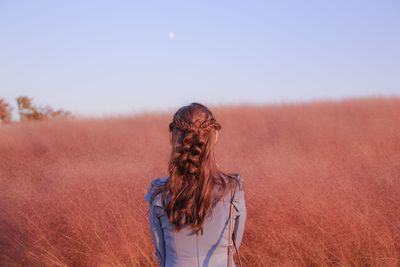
[1,96,399,266]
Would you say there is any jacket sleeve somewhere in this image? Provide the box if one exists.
[145,179,166,266]
[233,176,247,249]
[148,204,166,266]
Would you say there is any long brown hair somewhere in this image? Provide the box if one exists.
[149,102,239,235]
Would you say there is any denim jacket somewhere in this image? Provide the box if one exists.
[144,174,246,267]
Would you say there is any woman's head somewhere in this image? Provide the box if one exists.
[168,102,221,180]
[149,102,237,235]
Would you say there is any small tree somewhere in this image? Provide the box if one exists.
[16,96,37,121]
[37,104,72,119]
[0,98,13,125]
[16,96,71,122]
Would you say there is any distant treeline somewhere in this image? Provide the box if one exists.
[0,96,71,125]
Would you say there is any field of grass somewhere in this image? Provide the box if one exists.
[1,96,399,266]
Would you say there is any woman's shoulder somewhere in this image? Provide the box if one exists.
[144,175,169,206]
[233,173,244,188]
[228,174,245,214]
[150,175,169,187]
[221,172,244,191]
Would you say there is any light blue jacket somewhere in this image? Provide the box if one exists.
[144,175,247,267]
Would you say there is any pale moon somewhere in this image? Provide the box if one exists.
[168,32,175,39]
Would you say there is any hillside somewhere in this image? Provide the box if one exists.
[1,96,400,266]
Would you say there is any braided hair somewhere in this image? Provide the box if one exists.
[168,117,220,179]
[149,102,239,235]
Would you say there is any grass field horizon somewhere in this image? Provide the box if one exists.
[1,96,399,266]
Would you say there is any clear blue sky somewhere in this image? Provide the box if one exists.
[1,0,399,120]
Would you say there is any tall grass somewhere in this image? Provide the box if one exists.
[1,96,399,266]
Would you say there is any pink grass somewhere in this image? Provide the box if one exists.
[1,96,399,266]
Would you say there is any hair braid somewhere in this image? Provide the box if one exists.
[168,117,220,185]
[171,120,203,180]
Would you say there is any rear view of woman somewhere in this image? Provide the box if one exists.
[144,102,247,267]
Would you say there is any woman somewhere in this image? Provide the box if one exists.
[144,102,247,267]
